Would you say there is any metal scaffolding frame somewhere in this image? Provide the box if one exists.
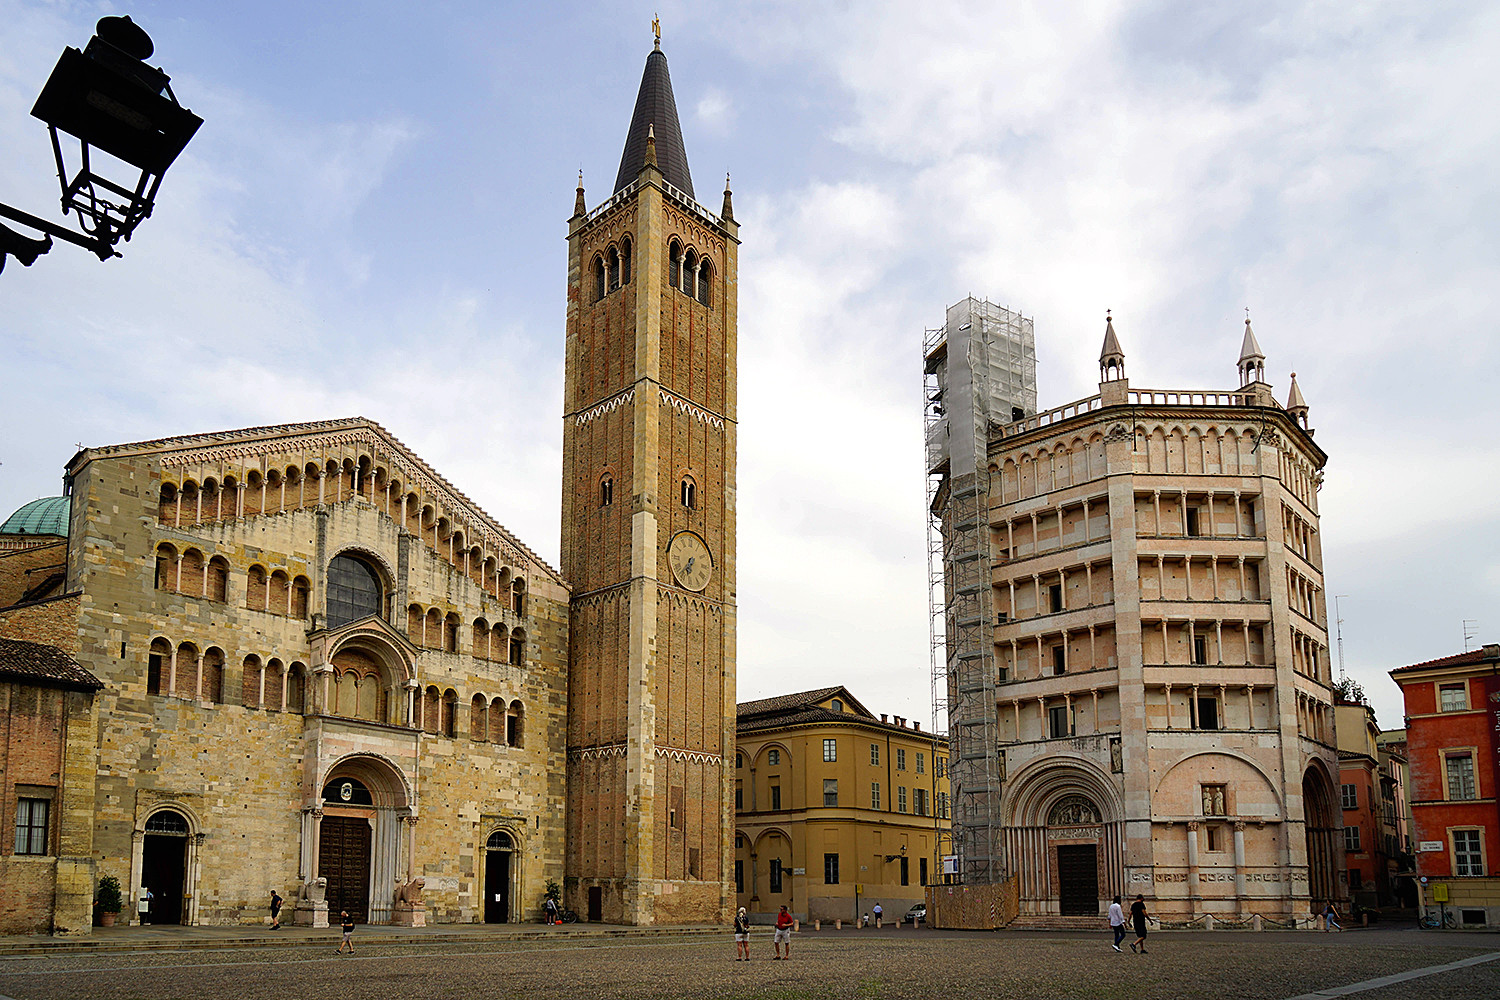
[924,297,1036,885]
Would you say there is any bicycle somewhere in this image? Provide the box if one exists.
[1418,908,1456,929]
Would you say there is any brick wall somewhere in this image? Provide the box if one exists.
[0,594,81,654]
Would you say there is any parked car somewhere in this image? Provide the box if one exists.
[905,903,926,924]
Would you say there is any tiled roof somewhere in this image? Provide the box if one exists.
[737,686,846,718]
[0,637,103,691]
[613,45,694,197]
[1390,646,1499,674]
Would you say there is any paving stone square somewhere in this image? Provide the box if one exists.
[0,926,1496,1000]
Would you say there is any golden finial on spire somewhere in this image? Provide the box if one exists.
[653,14,661,47]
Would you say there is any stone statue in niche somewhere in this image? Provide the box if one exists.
[1109,737,1123,774]
[1048,795,1100,827]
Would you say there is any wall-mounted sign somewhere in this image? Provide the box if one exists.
[1418,841,1444,852]
[792,868,805,876]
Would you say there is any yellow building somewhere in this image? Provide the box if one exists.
[735,687,950,923]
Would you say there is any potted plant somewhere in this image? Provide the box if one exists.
[95,874,123,927]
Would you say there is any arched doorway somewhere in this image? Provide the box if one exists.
[1303,766,1340,906]
[319,778,375,923]
[312,754,411,925]
[141,810,190,924]
[1048,796,1103,916]
[483,830,513,923]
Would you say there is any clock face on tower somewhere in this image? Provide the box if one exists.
[667,531,713,592]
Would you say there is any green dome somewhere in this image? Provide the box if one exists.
[1,496,70,536]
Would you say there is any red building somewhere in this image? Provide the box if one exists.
[1390,644,1500,929]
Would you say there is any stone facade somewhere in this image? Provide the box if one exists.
[933,316,1343,921]
[5,419,571,929]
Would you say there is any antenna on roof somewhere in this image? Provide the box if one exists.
[1335,595,1348,683]
[1463,619,1479,651]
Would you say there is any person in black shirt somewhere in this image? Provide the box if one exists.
[1129,895,1154,953]
[337,911,355,953]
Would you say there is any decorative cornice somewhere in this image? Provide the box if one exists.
[655,745,724,766]
[68,417,563,585]
[659,388,724,429]
[569,743,628,761]
[574,388,635,428]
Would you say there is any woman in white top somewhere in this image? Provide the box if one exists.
[1107,895,1126,952]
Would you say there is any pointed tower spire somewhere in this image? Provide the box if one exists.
[1285,371,1309,428]
[1238,311,1266,386]
[721,172,734,221]
[614,40,694,196]
[1099,309,1125,382]
[573,169,586,218]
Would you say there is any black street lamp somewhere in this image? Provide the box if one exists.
[0,15,202,273]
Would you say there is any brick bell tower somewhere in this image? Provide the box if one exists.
[560,27,739,925]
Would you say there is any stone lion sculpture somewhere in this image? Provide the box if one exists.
[396,876,426,907]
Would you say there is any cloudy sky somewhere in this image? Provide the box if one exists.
[2,1,1497,730]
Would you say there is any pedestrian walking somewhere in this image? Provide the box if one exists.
[1107,894,1126,952]
[873,903,883,928]
[733,906,751,961]
[543,895,559,925]
[269,890,283,930]
[1323,901,1342,932]
[773,904,794,960]
[336,911,355,954]
[1129,894,1154,953]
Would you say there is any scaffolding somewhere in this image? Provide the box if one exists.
[924,297,1036,885]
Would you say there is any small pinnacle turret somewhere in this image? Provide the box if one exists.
[573,170,586,218]
[1099,309,1125,382]
[721,173,734,221]
[1238,314,1266,386]
[1286,371,1309,428]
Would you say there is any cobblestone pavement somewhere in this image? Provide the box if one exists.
[0,927,1495,1000]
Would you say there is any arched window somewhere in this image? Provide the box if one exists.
[681,476,696,510]
[471,693,488,741]
[147,637,171,695]
[507,700,524,747]
[608,246,621,290]
[442,689,458,738]
[473,618,491,658]
[247,565,268,611]
[697,257,712,306]
[158,483,178,524]
[445,613,460,653]
[600,475,613,507]
[621,236,632,284]
[512,580,526,617]
[509,629,525,666]
[593,256,606,302]
[174,642,198,699]
[155,543,177,591]
[202,647,225,703]
[424,686,441,734]
[735,752,743,768]
[682,249,697,294]
[265,658,286,711]
[269,569,290,613]
[179,549,206,598]
[668,239,682,288]
[489,697,505,742]
[242,655,262,708]
[291,576,311,618]
[145,810,189,835]
[487,830,513,850]
[326,553,384,627]
[285,662,305,713]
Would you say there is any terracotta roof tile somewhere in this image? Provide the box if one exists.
[0,637,103,691]
[1390,646,1499,674]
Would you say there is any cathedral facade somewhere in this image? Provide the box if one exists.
[0,38,736,932]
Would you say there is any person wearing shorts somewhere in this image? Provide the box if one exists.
[773,905,793,959]
[336,911,355,953]
[734,906,751,960]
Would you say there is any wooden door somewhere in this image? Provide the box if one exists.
[1057,844,1098,916]
[319,815,372,923]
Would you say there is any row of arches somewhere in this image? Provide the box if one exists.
[155,542,311,617]
[404,605,527,664]
[1132,424,1260,477]
[240,653,309,712]
[990,434,1108,502]
[469,694,524,746]
[157,453,531,609]
[591,237,633,303]
[668,239,713,306]
[147,637,310,713]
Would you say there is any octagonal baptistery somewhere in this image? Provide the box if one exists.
[933,314,1341,923]
[54,418,568,927]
